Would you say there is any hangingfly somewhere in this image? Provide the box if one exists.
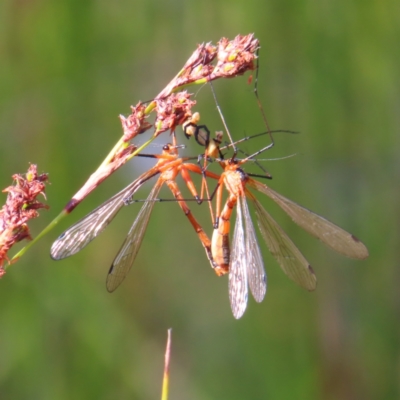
[51,140,223,291]
[208,152,368,319]
[204,74,368,318]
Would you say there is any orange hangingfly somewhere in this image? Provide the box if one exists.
[205,77,369,319]
[51,136,224,291]
[210,149,368,318]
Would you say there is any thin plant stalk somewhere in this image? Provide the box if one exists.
[161,329,172,400]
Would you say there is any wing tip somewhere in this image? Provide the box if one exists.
[232,309,246,319]
[50,245,65,261]
[105,285,116,293]
[106,264,118,293]
[352,235,370,259]
[105,279,118,293]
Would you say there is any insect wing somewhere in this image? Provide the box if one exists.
[250,194,317,291]
[229,198,248,319]
[249,180,369,260]
[106,180,162,292]
[51,177,150,260]
[241,195,267,303]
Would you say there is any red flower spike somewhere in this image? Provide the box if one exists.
[0,165,49,273]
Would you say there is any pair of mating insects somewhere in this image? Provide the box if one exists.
[51,108,369,319]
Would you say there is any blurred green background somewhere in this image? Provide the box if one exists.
[1,0,398,399]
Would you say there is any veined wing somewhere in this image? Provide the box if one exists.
[106,179,162,292]
[229,198,248,319]
[248,180,369,260]
[249,193,317,291]
[51,169,158,260]
[241,195,267,303]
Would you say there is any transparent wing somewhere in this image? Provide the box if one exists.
[250,194,317,291]
[248,180,369,260]
[228,198,248,319]
[241,195,267,303]
[51,169,158,260]
[106,180,162,292]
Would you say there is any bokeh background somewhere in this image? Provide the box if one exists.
[1,0,399,399]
